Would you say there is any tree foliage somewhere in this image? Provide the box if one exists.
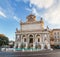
[0,34,9,46]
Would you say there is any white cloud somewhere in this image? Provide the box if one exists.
[13,16,20,22]
[32,8,39,16]
[29,0,60,27]
[43,0,60,25]
[25,7,39,16]
[0,11,6,18]
[25,8,32,11]
[30,0,54,9]
[44,7,60,25]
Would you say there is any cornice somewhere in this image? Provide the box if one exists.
[20,21,42,25]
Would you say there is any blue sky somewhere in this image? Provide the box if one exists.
[0,0,60,41]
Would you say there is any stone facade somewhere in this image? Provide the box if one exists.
[14,14,54,50]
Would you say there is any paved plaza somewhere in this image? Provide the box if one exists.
[0,49,60,57]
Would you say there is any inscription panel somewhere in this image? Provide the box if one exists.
[22,23,42,31]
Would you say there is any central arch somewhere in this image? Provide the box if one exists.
[29,35,33,43]
[28,34,34,48]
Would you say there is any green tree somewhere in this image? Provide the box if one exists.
[0,34,9,46]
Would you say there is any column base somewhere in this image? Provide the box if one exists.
[18,43,21,48]
[33,44,35,49]
[41,44,44,50]
[25,44,28,49]
[47,44,51,49]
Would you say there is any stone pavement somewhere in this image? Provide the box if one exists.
[0,49,60,57]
